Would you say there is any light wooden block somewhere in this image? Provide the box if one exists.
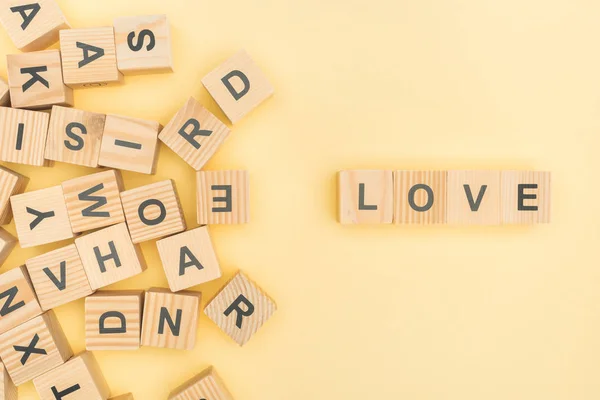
[113,14,173,75]
[85,291,143,351]
[120,180,185,244]
[196,170,249,225]
[501,171,551,224]
[0,311,72,385]
[447,170,501,225]
[140,288,200,350]
[0,228,17,266]
[158,97,230,170]
[337,170,393,224]
[109,394,134,400]
[157,227,222,292]
[75,223,146,290]
[168,367,233,400]
[25,244,94,311]
[10,185,74,248]
[393,170,447,224]
[0,166,27,225]
[0,106,50,166]
[33,352,110,400]
[202,50,274,124]
[0,362,17,400]
[98,114,161,174]
[0,78,10,106]
[59,27,123,88]
[205,271,276,346]
[0,0,69,52]
[0,266,42,335]
[62,170,125,234]
[45,106,106,167]
[7,50,73,110]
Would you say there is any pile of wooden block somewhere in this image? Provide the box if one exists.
[0,1,276,399]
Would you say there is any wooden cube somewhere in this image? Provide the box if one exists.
[0,311,72,385]
[196,170,249,225]
[7,50,73,110]
[202,50,274,124]
[75,223,146,290]
[85,291,143,351]
[447,170,501,225]
[0,106,49,166]
[0,361,17,400]
[393,170,447,224]
[0,0,69,52]
[25,244,94,311]
[168,367,233,400]
[0,266,42,335]
[0,228,17,266]
[113,14,173,75]
[140,288,200,350]
[501,171,551,224]
[0,165,27,225]
[338,170,393,224]
[157,227,222,292]
[62,170,125,234]
[10,185,75,248]
[98,114,161,174]
[59,27,123,88]
[33,352,110,400]
[0,78,10,106]
[205,271,276,346]
[158,97,230,170]
[120,180,185,244]
[109,394,134,400]
[45,106,106,168]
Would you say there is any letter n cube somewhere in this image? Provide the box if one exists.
[0,266,42,335]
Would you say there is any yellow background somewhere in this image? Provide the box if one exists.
[0,0,598,398]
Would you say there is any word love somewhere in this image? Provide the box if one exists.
[338,170,551,225]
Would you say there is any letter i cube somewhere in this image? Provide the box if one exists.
[0,107,50,166]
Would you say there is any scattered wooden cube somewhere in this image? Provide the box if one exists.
[59,27,123,88]
[501,171,551,224]
[0,106,50,166]
[0,266,42,335]
[10,185,75,248]
[0,0,69,51]
[168,366,233,400]
[0,311,72,385]
[338,170,393,224]
[75,223,147,290]
[62,170,125,234]
[202,50,274,123]
[25,244,94,311]
[33,352,111,400]
[197,170,249,224]
[205,271,276,346]
[98,114,161,174]
[6,50,73,110]
[113,14,173,75]
[85,291,143,351]
[0,228,17,266]
[447,170,501,225]
[109,394,134,400]
[0,78,10,106]
[0,165,27,225]
[158,97,230,170]
[45,106,106,168]
[393,170,448,224]
[140,288,200,350]
[0,361,17,400]
[157,226,222,292]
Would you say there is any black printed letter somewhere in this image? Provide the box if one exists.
[178,246,204,276]
[224,295,254,329]
[127,29,155,51]
[99,311,126,334]
[64,122,86,151]
[518,184,538,211]
[407,184,434,212]
[177,118,212,149]
[158,307,182,336]
[221,70,250,101]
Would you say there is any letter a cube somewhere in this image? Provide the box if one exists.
[168,367,233,400]
[0,106,49,166]
[196,170,249,224]
[0,266,42,335]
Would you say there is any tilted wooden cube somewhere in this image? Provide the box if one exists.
[158,97,230,170]
[447,170,501,225]
[0,0,69,51]
[113,14,173,75]
[168,366,233,400]
[0,77,10,106]
[85,291,143,351]
[202,50,274,123]
[0,228,17,266]
[197,170,249,224]
[7,50,73,110]
[33,352,111,400]
[394,170,448,224]
[338,170,393,224]
[10,185,75,248]
[0,311,72,385]
[25,244,94,311]
[59,27,123,88]
[75,223,147,290]
[0,361,16,400]
[0,266,42,335]
[140,288,200,350]
[205,271,276,346]
[0,165,27,225]
[45,106,106,168]
[0,106,49,166]
[501,171,551,224]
